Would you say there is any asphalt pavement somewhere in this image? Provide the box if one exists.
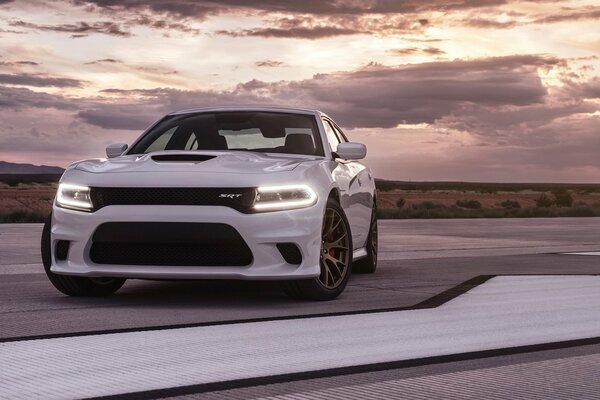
[1,218,600,399]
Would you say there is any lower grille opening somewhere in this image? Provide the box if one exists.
[55,240,70,261]
[89,222,253,266]
[277,243,302,265]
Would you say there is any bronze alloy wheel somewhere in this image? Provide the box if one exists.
[319,207,350,289]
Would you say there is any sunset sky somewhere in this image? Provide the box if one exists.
[0,0,599,182]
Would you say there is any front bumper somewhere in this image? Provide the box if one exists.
[50,203,322,280]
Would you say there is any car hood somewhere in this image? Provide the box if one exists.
[74,151,321,175]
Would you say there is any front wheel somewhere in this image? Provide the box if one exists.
[41,214,126,297]
[282,198,352,301]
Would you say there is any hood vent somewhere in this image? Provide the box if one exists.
[151,154,216,163]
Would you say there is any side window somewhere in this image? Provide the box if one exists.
[322,119,340,153]
[331,123,348,143]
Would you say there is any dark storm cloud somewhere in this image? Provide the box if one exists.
[1,55,588,136]
[0,73,84,87]
[0,86,76,109]
[80,55,561,131]
[75,0,525,19]
[77,107,158,130]
[280,55,559,128]
[9,20,132,37]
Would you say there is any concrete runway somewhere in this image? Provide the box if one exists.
[1,218,600,399]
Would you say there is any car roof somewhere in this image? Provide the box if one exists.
[168,105,323,116]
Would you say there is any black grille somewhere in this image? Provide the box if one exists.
[89,187,256,212]
[277,243,302,265]
[89,222,253,266]
[55,240,70,261]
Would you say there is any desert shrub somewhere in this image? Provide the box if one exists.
[396,198,406,209]
[412,201,446,210]
[560,206,596,217]
[500,199,521,209]
[552,189,573,207]
[536,193,554,208]
[456,199,482,209]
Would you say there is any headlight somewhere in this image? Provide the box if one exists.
[56,183,93,212]
[253,185,317,212]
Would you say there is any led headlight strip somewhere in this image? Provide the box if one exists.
[253,185,317,211]
[56,183,94,212]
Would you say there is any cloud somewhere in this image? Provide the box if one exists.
[74,0,531,38]
[0,86,77,109]
[84,58,123,65]
[77,107,158,130]
[459,5,600,30]
[255,60,286,67]
[219,26,365,39]
[68,55,562,132]
[217,14,425,39]
[0,73,84,87]
[134,66,178,75]
[534,7,600,24]
[0,60,40,67]
[277,55,560,128]
[217,15,368,39]
[75,0,526,19]
[9,20,132,37]
[461,18,519,29]
[1,54,571,132]
[388,47,445,56]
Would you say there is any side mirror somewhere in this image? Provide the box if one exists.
[106,143,128,158]
[336,142,367,160]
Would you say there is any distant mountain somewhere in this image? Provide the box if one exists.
[0,161,64,174]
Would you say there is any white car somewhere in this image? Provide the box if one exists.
[41,106,378,300]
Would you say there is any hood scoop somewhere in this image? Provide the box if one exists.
[151,154,216,163]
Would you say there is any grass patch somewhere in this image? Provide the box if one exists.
[0,210,47,223]
[377,205,600,219]
[375,179,600,193]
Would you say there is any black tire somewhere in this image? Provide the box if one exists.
[353,200,378,274]
[282,198,353,301]
[41,214,126,296]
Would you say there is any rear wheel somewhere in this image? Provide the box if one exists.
[282,198,352,301]
[41,214,126,296]
[353,201,378,273]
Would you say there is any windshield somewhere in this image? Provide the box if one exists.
[128,111,324,157]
